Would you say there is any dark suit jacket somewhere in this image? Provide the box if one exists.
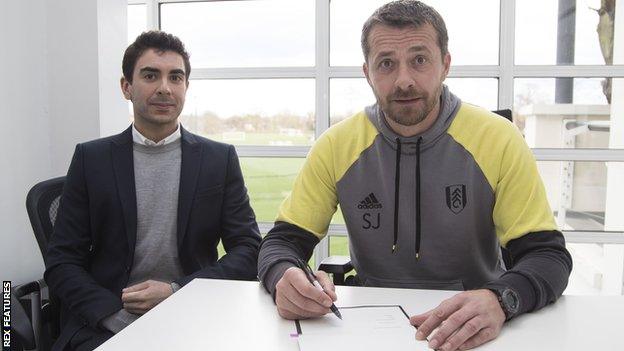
[44,126,261,350]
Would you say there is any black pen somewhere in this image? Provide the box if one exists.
[296,258,343,320]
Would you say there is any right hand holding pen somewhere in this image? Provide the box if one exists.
[275,267,337,320]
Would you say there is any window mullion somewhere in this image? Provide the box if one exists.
[533,148,624,162]
[315,0,330,138]
[190,67,316,80]
[498,0,515,109]
[314,0,331,267]
[513,65,624,77]
[147,0,159,30]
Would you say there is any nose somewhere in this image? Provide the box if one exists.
[394,63,415,91]
[156,77,172,95]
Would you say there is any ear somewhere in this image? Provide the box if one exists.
[441,53,451,80]
[120,77,132,100]
[363,62,373,88]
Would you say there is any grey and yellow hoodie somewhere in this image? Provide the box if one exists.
[259,86,572,316]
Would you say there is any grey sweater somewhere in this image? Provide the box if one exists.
[101,140,184,332]
[128,140,184,286]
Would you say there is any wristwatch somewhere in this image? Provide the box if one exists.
[489,287,520,321]
[171,282,182,293]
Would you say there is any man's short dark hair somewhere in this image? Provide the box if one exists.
[361,0,448,62]
[122,30,191,83]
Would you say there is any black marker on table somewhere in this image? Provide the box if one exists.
[296,258,343,320]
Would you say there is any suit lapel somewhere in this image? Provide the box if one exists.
[111,126,137,265]
[177,127,202,250]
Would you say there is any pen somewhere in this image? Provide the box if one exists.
[296,258,343,320]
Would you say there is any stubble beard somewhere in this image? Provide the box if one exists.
[378,85,442,127]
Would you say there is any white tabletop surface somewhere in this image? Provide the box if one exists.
[97,278,624,350]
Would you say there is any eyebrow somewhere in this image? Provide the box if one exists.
[139,67,160,75]
[408,45,431,54]
[138,67,186,76]
[375,45,432,60]
[169,69,186,76]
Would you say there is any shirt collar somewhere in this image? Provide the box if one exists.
[132,123,181,147]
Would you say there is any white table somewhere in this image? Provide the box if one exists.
[97,279,624,350]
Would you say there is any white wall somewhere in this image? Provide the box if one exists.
[46,0,101,174]
[1,0,51,285]
[0,0,127,285]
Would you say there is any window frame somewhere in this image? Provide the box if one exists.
[129,0,624,264]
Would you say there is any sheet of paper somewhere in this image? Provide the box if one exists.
[296,305,429,351]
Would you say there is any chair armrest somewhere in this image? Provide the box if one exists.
[318,256,354,285]
[12,281,43,350]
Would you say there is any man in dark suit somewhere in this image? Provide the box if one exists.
[45,31,261,351]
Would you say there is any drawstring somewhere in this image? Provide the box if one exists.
[392,137,423,260]
[393,138,402,253]
[415,137,422,259]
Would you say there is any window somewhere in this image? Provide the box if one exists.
[127,3,146,43]
[514,78,620,149]
[535,160,616,232]
[181,79,315,146]
[330,0,499,65]
[515,0,613,65]
[239,157,305,222]
[129,0,624,295]
[160,0,315,67]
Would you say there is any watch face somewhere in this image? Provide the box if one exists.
[502,289,519,313]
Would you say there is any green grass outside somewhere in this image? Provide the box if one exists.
[239,157,304,221]
[215,151,350,270]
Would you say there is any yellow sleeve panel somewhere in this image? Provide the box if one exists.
[276,111,379,239]
[448,103,558,247]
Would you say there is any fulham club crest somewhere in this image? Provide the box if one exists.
[446,184,466,214]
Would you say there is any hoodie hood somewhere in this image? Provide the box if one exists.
[365,84,461,154]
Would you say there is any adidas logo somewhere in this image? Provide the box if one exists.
[357,193,383,209]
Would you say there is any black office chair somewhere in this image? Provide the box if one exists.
[26,177,65,258]
[318,109,515,284]
[11,281,44,351]
[12,177,65,351]
[318,256,354,285]
[493,109,513,122]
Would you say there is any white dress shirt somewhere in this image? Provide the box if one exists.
[132,123,181,146]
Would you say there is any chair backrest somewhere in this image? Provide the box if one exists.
[26,176,66,259]
[492,109,513,122]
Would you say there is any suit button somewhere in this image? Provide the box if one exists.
[126,266,131,273]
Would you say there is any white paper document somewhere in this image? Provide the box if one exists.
[296,305,429,351]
